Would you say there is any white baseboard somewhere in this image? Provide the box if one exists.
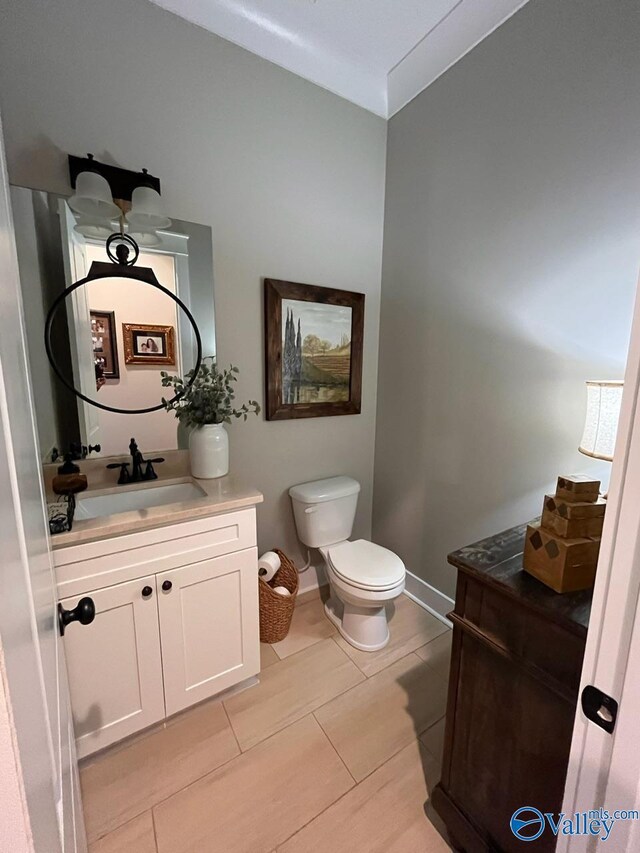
[403,570,453,628]
[296,561,327,596]
[293,559,453,629]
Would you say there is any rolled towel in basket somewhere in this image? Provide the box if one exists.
[258,551,281,583]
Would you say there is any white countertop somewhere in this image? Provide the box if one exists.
[45,450,262,549]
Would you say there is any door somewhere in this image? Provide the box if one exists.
[559,268,640,850]
[0,114,86,849]
[58,199,101,449]
[158,549,260,716]
[62,576,165,758]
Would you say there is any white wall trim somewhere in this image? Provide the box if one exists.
[403,570,453,627]
[387,0,531,117]
[150,0,387,117]
[150,0,530,119]
[296,560,327,597]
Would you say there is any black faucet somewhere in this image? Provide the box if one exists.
[106,438,165,485]
[129,438,145,481]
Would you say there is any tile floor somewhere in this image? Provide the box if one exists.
[82,589,453,853]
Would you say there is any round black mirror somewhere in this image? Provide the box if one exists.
[44,241,202,416]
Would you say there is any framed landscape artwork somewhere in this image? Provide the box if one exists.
[123,323,176,366]
[90,310,119,379]
[264,278,364,420]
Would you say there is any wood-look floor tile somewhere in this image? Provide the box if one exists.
[223,638,364,751]
[278,741,449,853]
[334,595,447,677]
[260,642,279,669]
[81,699,239,843]
[315,653,447,781]
[420,716,446,766]
[153,715,354,853]
[89,811,156,853]
[416,630,453,682]
[271,597,336,660]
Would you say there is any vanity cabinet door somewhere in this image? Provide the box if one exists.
[157,548,260,717]
[61,576,165,758]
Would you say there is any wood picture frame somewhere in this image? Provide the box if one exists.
[90,310,119,379]
[264,278,364,420]
[123,323,176,366]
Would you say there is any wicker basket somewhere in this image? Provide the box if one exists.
[259,549,299,643]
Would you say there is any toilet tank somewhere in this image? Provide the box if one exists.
[289,476,360,548]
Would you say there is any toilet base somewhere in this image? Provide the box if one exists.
[324,595,390,652]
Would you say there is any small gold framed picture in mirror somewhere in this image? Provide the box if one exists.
[123,323,176,366]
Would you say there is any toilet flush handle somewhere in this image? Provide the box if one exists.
[304,506,316,514]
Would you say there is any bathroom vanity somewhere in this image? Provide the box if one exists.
[49,459,262,758]
[12,179,265,760]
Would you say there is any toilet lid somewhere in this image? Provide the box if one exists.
[327,540,405,590]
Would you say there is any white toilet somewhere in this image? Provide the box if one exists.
[289,476,405,651]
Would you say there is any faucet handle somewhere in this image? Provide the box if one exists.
[144,458,164,481]
[107,461,131,485]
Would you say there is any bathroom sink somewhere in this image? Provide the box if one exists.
[75,482,207,520]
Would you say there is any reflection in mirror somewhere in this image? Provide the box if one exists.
[11,187,216,459]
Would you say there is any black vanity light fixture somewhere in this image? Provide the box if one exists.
[68,153,161,206]
[68,154,171,244]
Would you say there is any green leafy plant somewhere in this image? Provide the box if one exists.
[161,358,260,428]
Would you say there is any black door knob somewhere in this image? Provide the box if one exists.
[58,597,95,636]
[162,580,172,592]
[142,586,153,598]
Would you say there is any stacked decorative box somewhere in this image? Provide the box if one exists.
[523,474,606,593]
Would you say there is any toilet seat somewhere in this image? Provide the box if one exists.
[326,539,405,591]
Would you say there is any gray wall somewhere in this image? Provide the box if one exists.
[0,0,387,566]
[374,0,640,597]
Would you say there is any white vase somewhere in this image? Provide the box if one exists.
[189,423,229,479]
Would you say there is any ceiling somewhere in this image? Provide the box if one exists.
[149,0,530,118]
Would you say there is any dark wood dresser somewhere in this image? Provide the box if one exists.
[432,522,592,852]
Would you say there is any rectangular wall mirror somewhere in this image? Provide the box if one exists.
[11,186,216,459]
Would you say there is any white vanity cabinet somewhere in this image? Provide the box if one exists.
[54,506,260,758]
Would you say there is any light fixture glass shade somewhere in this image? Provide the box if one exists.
[74,217,114,240]
[579,380,624,461]
[126,186,171,230]
[127,227,162,247]
[68,171,120,219]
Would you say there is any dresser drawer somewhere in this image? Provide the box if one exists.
[454,572,585,698]
[55,508,257,597]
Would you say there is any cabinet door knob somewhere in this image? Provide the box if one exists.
[58,597,95,636]
[162,580,172,592]
[142,586,153,598]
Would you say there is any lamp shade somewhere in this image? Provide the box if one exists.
[579,380,623,461]
[68,171,120,219]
